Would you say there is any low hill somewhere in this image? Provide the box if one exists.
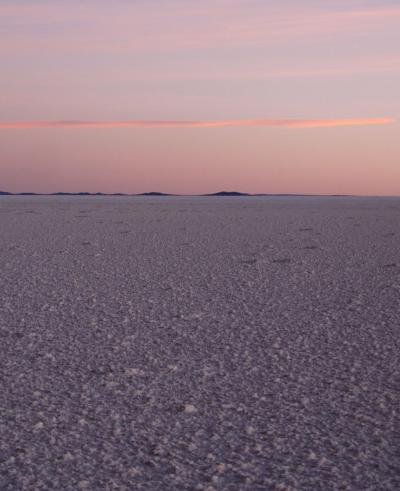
[204,191,250,197]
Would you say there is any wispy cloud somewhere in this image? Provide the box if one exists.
[1,1,400,54]
[0,118,395,129]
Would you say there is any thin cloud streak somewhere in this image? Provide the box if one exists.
[1,2,400,55]
[0,118,395,130]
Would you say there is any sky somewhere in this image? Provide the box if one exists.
[0,0,399,194]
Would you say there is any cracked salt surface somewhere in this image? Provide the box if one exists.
[1,196,400,490]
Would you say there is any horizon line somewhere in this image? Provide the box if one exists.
[0,117,395,129]
[1,191,399,198]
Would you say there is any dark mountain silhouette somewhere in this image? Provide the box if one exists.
[204,191,250,196]
[0,190,174,196]
[0,190,352,197]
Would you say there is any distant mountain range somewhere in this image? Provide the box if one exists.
[0,190,247,196]
[0,190,350,197]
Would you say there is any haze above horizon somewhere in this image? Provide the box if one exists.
[1,0,399,195]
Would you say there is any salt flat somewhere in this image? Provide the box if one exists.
[0,196,399,490]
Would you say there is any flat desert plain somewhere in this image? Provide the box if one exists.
[0,196,399,490]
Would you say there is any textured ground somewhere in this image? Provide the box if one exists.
[0,196,399,491]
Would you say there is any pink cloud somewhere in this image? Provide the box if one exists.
[1,2,399,55]
[0,118,395,129]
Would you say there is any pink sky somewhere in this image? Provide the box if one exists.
[1,0,399,194]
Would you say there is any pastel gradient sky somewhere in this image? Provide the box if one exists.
[1,0,399,194]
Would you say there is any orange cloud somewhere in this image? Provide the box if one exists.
[0,118,395,129]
